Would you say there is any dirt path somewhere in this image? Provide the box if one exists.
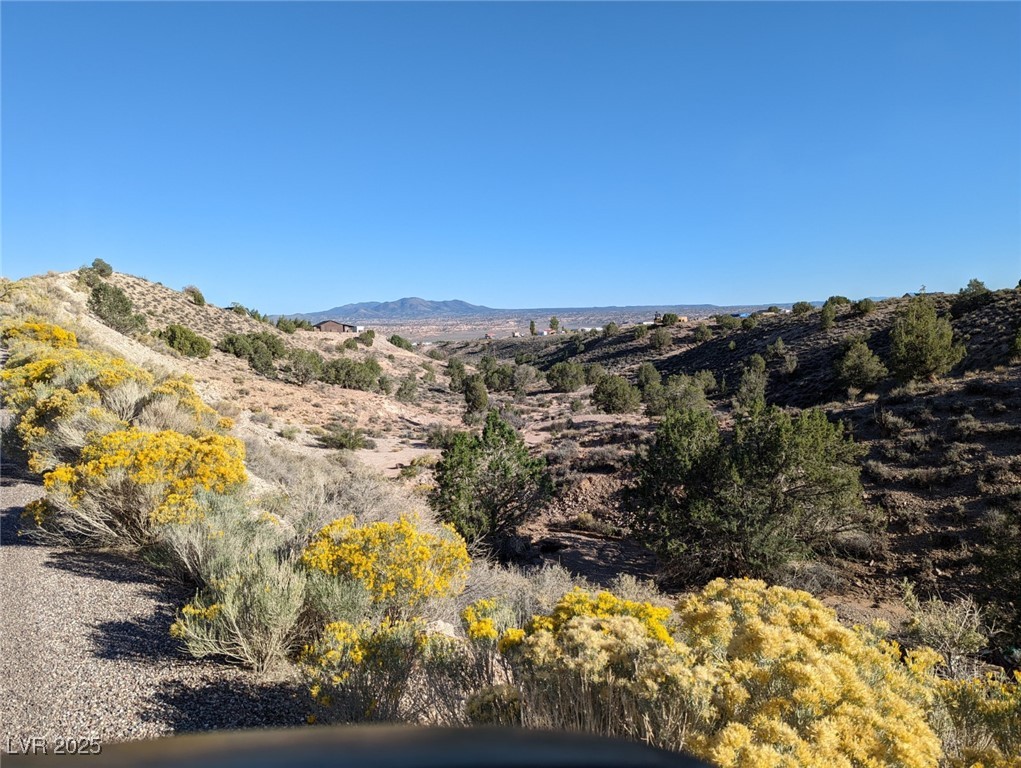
[0,461,309,752]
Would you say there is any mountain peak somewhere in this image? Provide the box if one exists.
[293,297,494,322]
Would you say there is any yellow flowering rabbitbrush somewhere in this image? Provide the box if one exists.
[1,320,78,349]
[938,671,1021,768]
[490,578,943,768]
[40,428,247,544]
[301,515,470,614]
[301,618,428,722]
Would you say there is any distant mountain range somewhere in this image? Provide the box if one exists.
[290,298,495,323]
[280,297,812,323]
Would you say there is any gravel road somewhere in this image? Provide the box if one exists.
[0,459,310,754]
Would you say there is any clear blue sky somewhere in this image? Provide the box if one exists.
[3,2,1019,313]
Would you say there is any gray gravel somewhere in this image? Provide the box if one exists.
[0,460,310,753]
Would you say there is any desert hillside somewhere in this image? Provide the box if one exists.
[2,266,1019,765]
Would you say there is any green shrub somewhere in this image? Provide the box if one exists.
[733,354,767,413]
[694,324,713,343]
[633,324,649,340]
[182,285,205,306]
[447,358,466,392]
[591,375,641,414]
[88,283,147,334]
[157,324,211,358]
[318,421,376,450]
[426,424,464,450]
[91,258,113,277]
[584,363,606,386]
[431,411,551,557]
[820,302,836,330]
[395,373,418,403]
[171,550,306,673]
[320,357,383,391]
[480,356,514,392]
[217,331,287,377]
[650,328,672,350]
[603,322,620,338]
[741,315,758,330]
[464,375,489,413]
[715,314,742,330]
[660,313,679,327]
[389,334,414,351]
[285,348,325,385]
[836,339,888,391]
[636,362,661,394]
[889,293,965,381]
[357,330,375,346]
[275,317,312,333]
[643,375,709,418]
[952,278,993,317]
[791,301,813,316]
[632,405,869,581]
[76,266,102,289]
[853,298,876,315]
[765,337,787,360]
[229,303,269,322]
[693,369,717,393]
[546,361,586,393]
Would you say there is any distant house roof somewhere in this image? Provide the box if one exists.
[313,320,359,333]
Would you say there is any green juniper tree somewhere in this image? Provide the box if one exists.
[889,293,965,381]
[632,406,868,582]
[431,411,551,557]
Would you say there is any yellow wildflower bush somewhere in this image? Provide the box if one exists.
[301,618,429,722]
[301,515,470,615]
[136,376,230,435]
[1,346,114,412]
[1,339,154,470]
[493,589,713,749]
[1,320,78,349]
[674,578,942,768]
[462,598,507,642]
[490,579,943,768]
[936,671,1021,768]
[39,428,247,546]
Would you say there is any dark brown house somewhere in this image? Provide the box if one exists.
[313,320,360,333]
